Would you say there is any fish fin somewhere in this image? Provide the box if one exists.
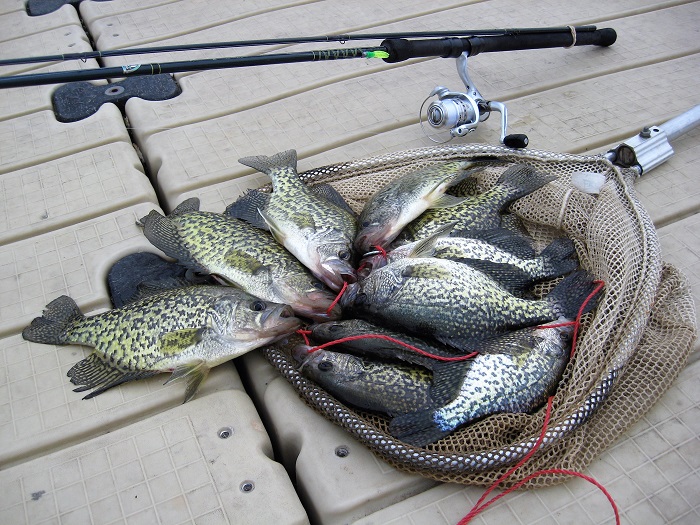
[458,228,536,258]
[22,295,83,345]
[430,193,466,209]
[547,270,602,319]
[430,361,471,406]
[163,360,210,403]
[406,223,457,258]
[223,248,271,281]
[68,353,157,399]
[538,237,579,278]
[454,259,533,294]
[139,210,208,274]
[433,334,481,353]
[401,263,452,280]
[128,278,205,303]
[224,190,271,231]
[172,197,200,215]
[389,409,451,447]
[238,149,298,176]
[257,209,287,243]
[310,183,357,217]
[496,163,557,203]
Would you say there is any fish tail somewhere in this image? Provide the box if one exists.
[238,149,298,177]
[389,409,452,447]
[547,270,602,319]
[538,237,579,278]
[22,295,83,345]
[498,164,557,202]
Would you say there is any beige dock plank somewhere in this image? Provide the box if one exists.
[0,4,81,44]
[0,0,24,16]
[80,0,180,24]
[0,203,161,337]
[0,390,309,524]
[0,105,131,176]
[0,143,157,245]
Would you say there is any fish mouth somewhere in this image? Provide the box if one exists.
[338,282,360,309]
[354,228,392,254]
[262,304,302,334]
[320,259,357,291]
[291,344,321,371]
[292,295,342,322]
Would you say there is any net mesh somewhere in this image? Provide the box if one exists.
[262,143,697,486]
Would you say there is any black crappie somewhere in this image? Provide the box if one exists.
[139,198,340,321]
[378,226,578,292]
[22,286,301,402]
[237,149,357,291]
[397,163,555,243]
[389,323,574,447]
[354,160,487,253]
[292,344,438,416]
[343,259,599,351]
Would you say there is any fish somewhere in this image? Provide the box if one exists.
[375,226,578,292]
[354,160,487,253]
[292,344,440,416]
[139,197,341,321]
[22,286,302,402]
[342,260,599,351]
[310,318,465,371]
[389,323,574,447]
[237,149,357,291]
[397,163,556,243]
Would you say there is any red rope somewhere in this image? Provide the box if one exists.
[457,279,617,525]
[373,244,388,259]
[326,281,348,316]
[307,333,477,362]
[296,329,312,346]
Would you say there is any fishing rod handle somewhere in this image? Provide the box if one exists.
[381,28,617,63]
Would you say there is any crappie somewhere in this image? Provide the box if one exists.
[292,344,437,416]
[238,149,357,291]
[354,160,486,253]
[22,286,301,402]
[343,259,599,350]
[398,163,555,243]
[389,323,574,447]
[380,227,577,292]
[139,198,341,321]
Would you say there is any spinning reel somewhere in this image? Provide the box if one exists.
[420,52,529,148]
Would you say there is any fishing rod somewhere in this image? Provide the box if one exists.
[0,26,601,67]
[0,27,616,89]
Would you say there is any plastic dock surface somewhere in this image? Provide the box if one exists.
[1,1,699,524]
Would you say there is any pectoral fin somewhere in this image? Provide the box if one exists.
[258,209,287,243]
[163,360,210,403]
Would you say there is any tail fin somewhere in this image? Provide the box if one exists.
[22,295,83,345]
[389,409,451,447]
[547,270,602,319]
[238,149,297,175]
[498,164,556,202]
[538,237,579,278]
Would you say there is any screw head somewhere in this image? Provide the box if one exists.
[335,446,350,458]
[240,481,255,493]
[218,427,233,439]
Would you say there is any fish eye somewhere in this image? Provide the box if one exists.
[317,361,333,372]
[328,323,343,333]
[361,220,371,228]
[313,281,325,290]
[338,250,351,261]
[251,300,267,312]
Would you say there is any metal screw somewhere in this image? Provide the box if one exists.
[335,446,350,458]
[240,481,255,493]
[217,427,234,439]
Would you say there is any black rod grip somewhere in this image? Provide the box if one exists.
[381,37,469,63]
[467,28,616,56]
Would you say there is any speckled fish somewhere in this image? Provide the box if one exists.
[237,149,357,291]
[377,226,578,292]
[139,198,340,321]
[343,259,599,351]
[22,286,301,402]
[292,344,440,416]
[389,323,574,447]
[397,164,556,243]
[354,160,488,253]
